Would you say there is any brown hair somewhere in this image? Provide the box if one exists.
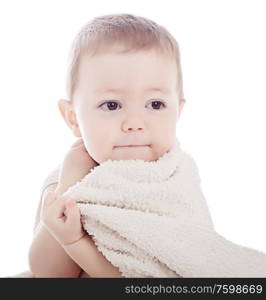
[65,13,185,105]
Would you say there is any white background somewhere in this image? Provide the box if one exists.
[0,0,265,277]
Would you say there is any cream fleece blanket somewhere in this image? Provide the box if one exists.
[41,138,266,277]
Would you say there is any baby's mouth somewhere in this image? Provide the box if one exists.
[115,145,150,148]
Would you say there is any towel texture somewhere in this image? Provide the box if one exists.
[40,138,266,277]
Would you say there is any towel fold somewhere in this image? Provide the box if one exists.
[40,138,266,277]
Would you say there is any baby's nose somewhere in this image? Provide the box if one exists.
[122,117,145,132]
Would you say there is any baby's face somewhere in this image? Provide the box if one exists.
[60,47,185,163]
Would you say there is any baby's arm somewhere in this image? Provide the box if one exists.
[28,183,82,277]
[63,234,124,278]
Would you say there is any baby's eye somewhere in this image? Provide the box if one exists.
[99,101,121,111]
[99,100,166,111]
[147,100,166,110]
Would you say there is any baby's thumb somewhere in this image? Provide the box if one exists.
[66,198,76,209]
[66,199,79,221]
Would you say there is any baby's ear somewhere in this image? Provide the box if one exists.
[57,98,81,138]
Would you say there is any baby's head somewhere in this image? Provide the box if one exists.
[58,13,186,163]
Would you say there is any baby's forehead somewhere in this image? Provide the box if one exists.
[79,52,177,79]
[73,49,178,99]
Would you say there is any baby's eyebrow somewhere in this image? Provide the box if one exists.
[94,87,171,94]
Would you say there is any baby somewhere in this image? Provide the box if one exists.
[28,13,186,278]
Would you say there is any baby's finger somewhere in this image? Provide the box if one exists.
[63,199,74,218]
[50,195,69,219]
[66,200,80,224]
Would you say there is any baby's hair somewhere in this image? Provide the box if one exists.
[66,13,185,105]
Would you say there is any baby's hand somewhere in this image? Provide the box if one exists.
[56,138,99,195]
[41,191,86,246]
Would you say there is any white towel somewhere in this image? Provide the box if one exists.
[40,138,266,277]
